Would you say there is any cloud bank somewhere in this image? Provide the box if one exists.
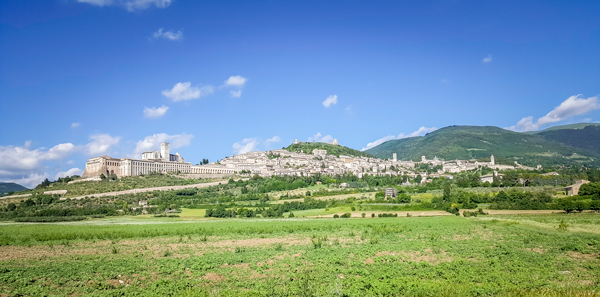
[233,138,259,155]
[506,95,600,132]
[134,133,194,156]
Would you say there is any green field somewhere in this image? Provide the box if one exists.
[1,214,599,296]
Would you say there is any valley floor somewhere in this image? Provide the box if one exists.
[1,214,599,296]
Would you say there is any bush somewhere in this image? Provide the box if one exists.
[340,212,351,218]
[371,213,375,218]
[361,213,366,218]
[333,214,339,218]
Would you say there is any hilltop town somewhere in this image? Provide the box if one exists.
[80,139,537,184]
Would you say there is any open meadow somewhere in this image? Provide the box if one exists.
[1,214,599,296]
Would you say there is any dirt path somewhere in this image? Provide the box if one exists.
[312,210,452,218]
[60,178,249,200]
[461,209,565,215]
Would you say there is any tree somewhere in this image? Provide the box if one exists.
[579,182,600,198]
[99,174,106,180]
[7,203,16,211]
[415,175,422,184]
[558,199,576,213]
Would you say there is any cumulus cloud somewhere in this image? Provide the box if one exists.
[308,133,334,143]
[162,82,214,101]
[134,133,194,156]
[506,95,600,132]
[54,168,83,180]
[322,95,338,107]
[143,105,169,119]
[0,142,78,188]
[77,0,171,11]
[2,173,48,189]
[233,138,259,155]
[85,134,121,156]
[265,136,281,146]
[71,122,81,128]
[230,90,242,98]
[224,76,247,87]
[153,28,183,41]
[482,54,492,63]
[361,126,438,151]
[0,143,75,175]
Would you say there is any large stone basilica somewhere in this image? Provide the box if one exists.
[82,142,235,178]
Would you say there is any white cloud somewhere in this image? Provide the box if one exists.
[71,122,81,128]
[77,0,171,11]
[143,105,169,119]
[361,126,438,151]
[398,126,438,139]
[54,168,83,180]
[153,28,183,41]
[2,173,48,189]
[345,105,352,113]
[230,90,242,98]
[322,95,338,107]
[482,54,492,63]
[233,138,259,155]
[0,143,75,174]
[86,134,121,156]
[162,82,214,101]
[134,133,194,156]
[266,136,281,144]
[506,95,600,132]
[224,76,247,87]
[308,133,334,143]
[361,135,396,151]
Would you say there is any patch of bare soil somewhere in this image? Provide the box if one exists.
[525,248,545,254]
[364,258,374,264]
[203,273,225,282]
[567,251,599,260]
[375,249,452,265]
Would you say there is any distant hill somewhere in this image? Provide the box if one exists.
[0,182,28,196]
[525,123,600,134]
[287,142,374,158]
[365,125,600,167]
[537,125,600,155]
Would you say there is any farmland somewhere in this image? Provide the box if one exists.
[1,214,599,296]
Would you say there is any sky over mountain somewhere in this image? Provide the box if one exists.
[0,0,599,187]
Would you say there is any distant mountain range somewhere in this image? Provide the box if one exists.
[0,182,28,196]
[365,124,600,167]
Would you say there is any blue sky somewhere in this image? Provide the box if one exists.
[1,0,599,187]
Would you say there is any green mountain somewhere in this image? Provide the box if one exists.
[524,123,600,134]
[0,182,28,196]
[287,142,373,158]
[365,125,600,167]
[537,125,600,154]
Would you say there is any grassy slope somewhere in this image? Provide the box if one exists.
[525,122,600,134]
[365,125,600,167]
[537,125,600,154]
[286,142,374,158]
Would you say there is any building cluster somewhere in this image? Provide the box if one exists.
[81,141,532,184]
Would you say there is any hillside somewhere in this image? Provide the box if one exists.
[525,123,600,134]
[287,142,374,158]
[537,125,600,154]
[0,182,28,196]
[365,125,600,167]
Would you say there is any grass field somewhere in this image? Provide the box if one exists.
[1,213,599,296]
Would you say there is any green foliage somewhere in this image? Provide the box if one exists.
[537,124,600,154]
